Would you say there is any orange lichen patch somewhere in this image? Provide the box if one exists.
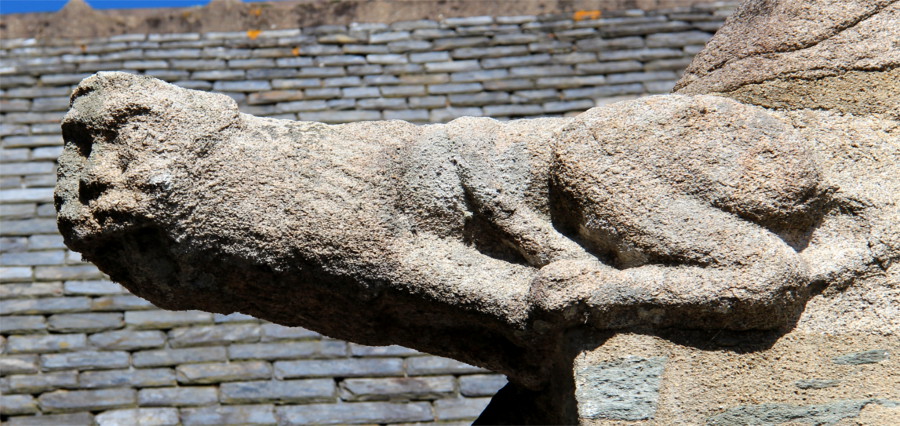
[291,47,301,56]
[573,10,602,21]
[247,29,262,40]
[182,11,191,18]
[250,7,263,17]
[80,44,87,52]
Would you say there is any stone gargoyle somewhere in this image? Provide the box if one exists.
[56,0,898,397]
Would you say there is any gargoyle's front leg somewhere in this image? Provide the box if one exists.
[459,182,598,267]
[450,134,596,267]
[381,232,566,387]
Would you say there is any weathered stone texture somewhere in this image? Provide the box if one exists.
[6,334,87,353]
[0,315,47,334]
[123,310,213,329]
[0,354,39,375]
[794,379,840,390]
[676,0,900,117]
[575,357,667,420]
[38,388,137,412]
[275,401,434,424]
[274,358,405,379]
[339,376,456,401]
[6,371,78,393]
[5,412,94,426]
[1,394,39,415]
[57,68,864,400]
[220,379,336,403]
[94,408,180,426]
[175,360,272,384]
[79,368,177,388]
[137,387,219,407]
[180,404,277,425]
[832,349,890,365]
[435,397,495,420]
[408,357,490,376]
[129,347,224,368]
[168,324,261,348]
[88,329,166,350]
[62,279,125,295]
[48,312,123,332]
[7,0,898,423]
[228,340,347,360]
[707,399,900,425]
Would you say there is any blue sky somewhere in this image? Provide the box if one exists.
[0,0,271,15]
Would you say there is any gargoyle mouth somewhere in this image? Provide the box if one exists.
[56,189,145,254]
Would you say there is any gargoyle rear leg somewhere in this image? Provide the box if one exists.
[533,156,810,330]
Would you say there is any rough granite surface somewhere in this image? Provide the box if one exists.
[55,71,875,390]
[1,3,739,424]
[675,0,900,116]
[39,0,900,423]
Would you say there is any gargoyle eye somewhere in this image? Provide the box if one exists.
[61,120,94,158]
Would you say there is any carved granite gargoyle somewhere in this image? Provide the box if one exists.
[56,0,899,390]
[55,72,828,386]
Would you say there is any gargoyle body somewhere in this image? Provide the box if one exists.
[57,71,830,387]
[57,0,900,392]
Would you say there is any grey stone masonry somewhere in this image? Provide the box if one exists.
[0,354,39,375]
[38,388,137,412]
[276,401,434,424]
[459,374,509,396]
[88,329,167,350]
[40,350,130,371]
[132,347,228,367]
[274,358,405,379]
[6,333,87,353]
[180,404,277,425]
[0,315,46,334]
[80,368,177,389]
[228,340,347,360]
[7,371,78,393]
[48,312,124,333]
[138,386,219,407]
[340,376,456,401]
[95,408,180,426]
[123,309,213,329]
[1,2,737,424]
[175,360,272,384]
[407,356,490,375]
[1,394,38,415]
[435,397,495,420]
[220,379,336,403]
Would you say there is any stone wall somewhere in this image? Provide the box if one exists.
[0,2,737,424]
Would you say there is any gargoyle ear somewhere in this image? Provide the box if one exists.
[66,72,160,139]
[69,71,240,135]
[62,99,153,157]
[168,88,241,132]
